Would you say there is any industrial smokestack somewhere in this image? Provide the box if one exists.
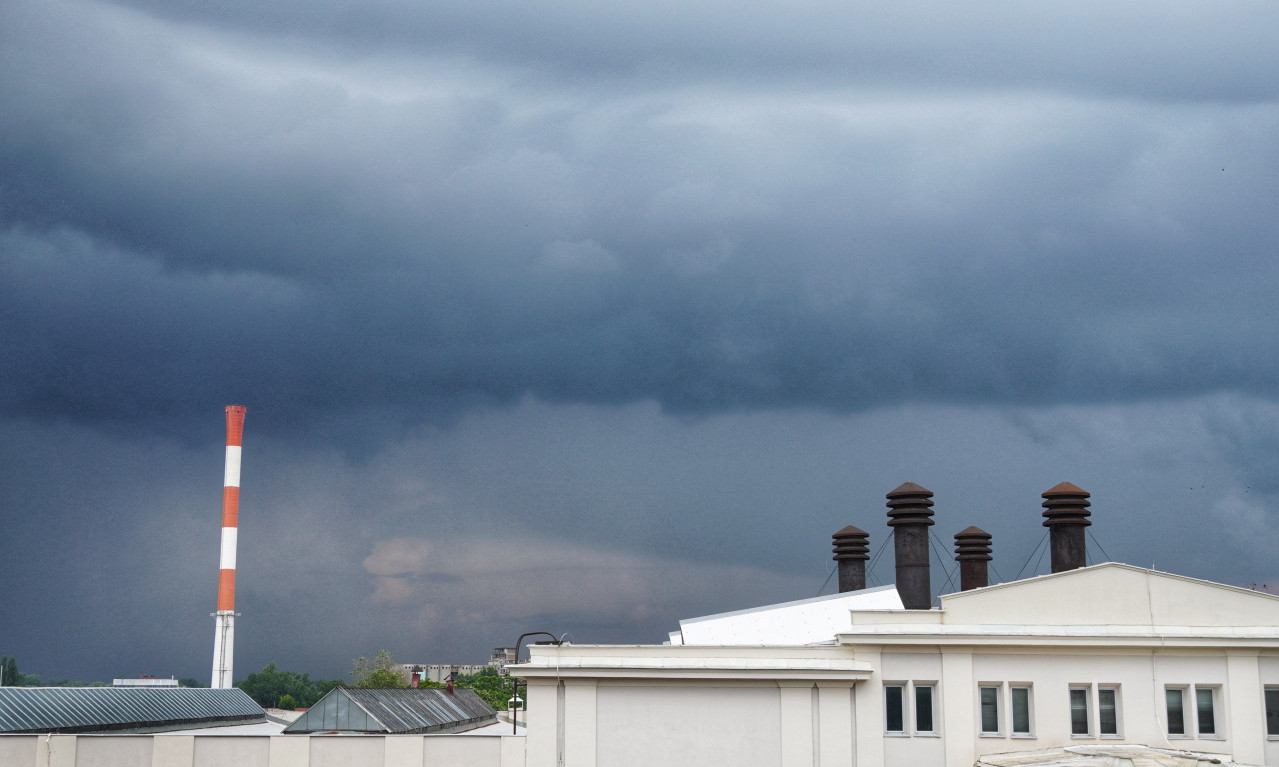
[886,482,935,610]
[1041,482,1090,573]
[954,526,992,591]
[832,525,870,593]
[211,406,246,689]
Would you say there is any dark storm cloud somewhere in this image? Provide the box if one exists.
[6,0,1279,683]
[88,0,1279,103]
[5,0,1279,443]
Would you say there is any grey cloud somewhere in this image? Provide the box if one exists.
[6,0,1279,684]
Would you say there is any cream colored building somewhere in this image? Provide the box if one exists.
[515,563,1279,767]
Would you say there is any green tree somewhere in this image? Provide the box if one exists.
[236,662,326,708]
[0,656,17,687]
[314,678,345,698]
[455,671,516,710]
[278,694,296,710]
[177,678,206,688]
[358,668,409,689]
[351,651,409,688]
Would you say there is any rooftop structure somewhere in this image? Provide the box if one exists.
[282,687,496,735]
[0,687,264,734]
[512,483,1279,767]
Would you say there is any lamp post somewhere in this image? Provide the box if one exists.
[511,631,562,734]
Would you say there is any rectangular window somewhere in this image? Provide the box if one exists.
[1196,687,1216,736]
[1166,688,1185,735]
[980,686,1000,734]
[915,685,935,733]
[885,685,905,733]
[1266,688,1279,737]
[1070,688,1090,735]
[1011,686,1032,735]
[1098,687,1118,735]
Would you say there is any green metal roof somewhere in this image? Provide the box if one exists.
[0,687,264,734]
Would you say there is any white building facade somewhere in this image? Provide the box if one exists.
[515,563,1279,767]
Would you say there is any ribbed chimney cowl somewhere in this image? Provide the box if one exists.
[1041,482,1091,573]
[887,482,935,610]
[832,525,870,593]
[954,526,992,591]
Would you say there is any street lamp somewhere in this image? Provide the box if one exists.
[510,631,562,733]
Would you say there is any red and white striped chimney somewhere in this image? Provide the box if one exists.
[211,406,246,689]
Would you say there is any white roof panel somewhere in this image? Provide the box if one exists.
[677,585,904,645]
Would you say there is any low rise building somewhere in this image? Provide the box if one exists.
[514,483,1279,767]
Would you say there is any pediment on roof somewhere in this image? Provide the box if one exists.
[937,562,1279,628]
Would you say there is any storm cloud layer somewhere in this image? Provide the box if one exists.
[3,0,1279,682]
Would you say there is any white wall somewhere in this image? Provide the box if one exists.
[0,734,523,767]
[595,685,781,767]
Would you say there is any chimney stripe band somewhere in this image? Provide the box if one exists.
[223,446,241,488]
[219,528,238,570]
[221,488,239,527]
[217,570,236,611]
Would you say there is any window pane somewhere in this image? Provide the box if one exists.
[1266,689,1279,736]
[885,685,904,732]
[1166,689,1185,735]
[980,687,999,733]
[1196,688,1215,735]
[1070,688,1089,735]
[915,685,934,733]
[1098,688,1117,735]
[1011,687,1031,734]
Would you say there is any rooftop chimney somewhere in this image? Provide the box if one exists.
[1041,482,1090,573]
[832,525,870,593]
[887,482,935,609]
[954,526,992,591]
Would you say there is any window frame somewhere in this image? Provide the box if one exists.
[1069,686,1092,737]
[1165,684,1222,739]
[1265,686,1279,739]
[979,684,1003,736]
[1195,686,1218,738]
[1010,685,1034,737]
[1166,686,1188,737]
[884,680,940,737]
[914,683,936,735]
[884,683,906,734]
[1097,686,1121,737]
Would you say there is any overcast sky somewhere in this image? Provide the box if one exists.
[3,0,1279,684]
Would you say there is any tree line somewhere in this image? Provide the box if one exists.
[1,652,515,712]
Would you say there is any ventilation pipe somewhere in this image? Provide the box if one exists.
[1041,482,1091,573]
[886,482,935,609]
[832,525,870,593]
[954,526,992,591]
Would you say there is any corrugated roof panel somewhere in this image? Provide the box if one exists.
[283,688,496,734]
[0,688,264,734]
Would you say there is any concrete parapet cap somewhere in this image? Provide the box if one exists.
[836,623,1279,648]
[849,609,944,625]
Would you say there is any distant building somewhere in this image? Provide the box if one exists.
[401,664,489,685]
[488,648,516,674]
[112,676,179,688]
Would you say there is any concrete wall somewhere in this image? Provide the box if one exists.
[524,678,860,767]
[518,645,1279,767]
[0,734,523,767]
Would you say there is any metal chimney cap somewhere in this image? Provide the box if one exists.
[1042,481,1089,498]
[833,524,868,538]
[887,481,932,498]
